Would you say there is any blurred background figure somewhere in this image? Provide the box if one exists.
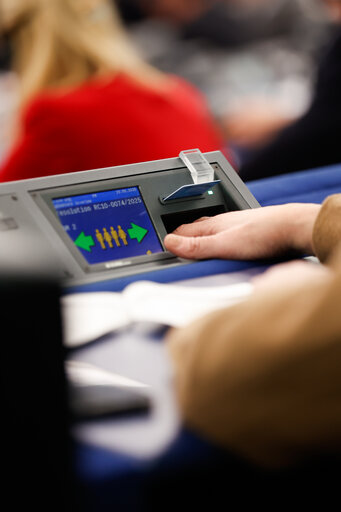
[118,0,335,170]
[0,0,225,182]
[237,0,341,180]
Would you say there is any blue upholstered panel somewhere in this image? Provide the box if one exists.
[248,163,341,206]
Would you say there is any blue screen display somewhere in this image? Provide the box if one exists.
[52,187,163,265]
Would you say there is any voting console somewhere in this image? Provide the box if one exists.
[0,150,260,286]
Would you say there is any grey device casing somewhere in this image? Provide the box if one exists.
[0,151,260,286]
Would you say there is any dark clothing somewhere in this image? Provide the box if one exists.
[116,0,145,23]
[239,28,341,181]
[0,37,11,71]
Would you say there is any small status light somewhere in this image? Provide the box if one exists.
[207,190,214,195]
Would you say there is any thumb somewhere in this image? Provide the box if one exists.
[164,233,222,260]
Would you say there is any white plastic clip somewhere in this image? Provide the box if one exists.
[179,149,214,184]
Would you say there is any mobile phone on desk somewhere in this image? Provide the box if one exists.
[68,382,151,421]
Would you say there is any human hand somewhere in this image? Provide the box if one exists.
[164,203,320,261]
[323,0,341,21]
[220,100,296,148]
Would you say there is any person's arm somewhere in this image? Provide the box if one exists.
[166,195,341,467]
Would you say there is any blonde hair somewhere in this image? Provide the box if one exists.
[0,0,165,108]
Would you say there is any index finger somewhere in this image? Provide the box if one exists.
[172,216,217,237]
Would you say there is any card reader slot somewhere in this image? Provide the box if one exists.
[161,205,226,234]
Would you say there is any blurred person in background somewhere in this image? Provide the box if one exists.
[237,0,341,180]
[129,0,341,180]
[118,0,333,169]
[0,0,226,182]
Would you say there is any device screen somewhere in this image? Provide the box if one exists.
[52,187,163,265]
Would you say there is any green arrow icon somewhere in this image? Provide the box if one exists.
[127,223,148,243]
[74,231,95,252]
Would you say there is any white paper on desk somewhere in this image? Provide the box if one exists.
[61,280,253,348]
[66,360,149,389]
[123,280,253,326]
[61,292,129,348]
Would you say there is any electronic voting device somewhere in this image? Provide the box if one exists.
[0,150,260,286]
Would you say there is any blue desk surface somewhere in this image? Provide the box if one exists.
[73,163,341,510]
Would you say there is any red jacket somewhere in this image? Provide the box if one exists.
[0,73,227,182]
